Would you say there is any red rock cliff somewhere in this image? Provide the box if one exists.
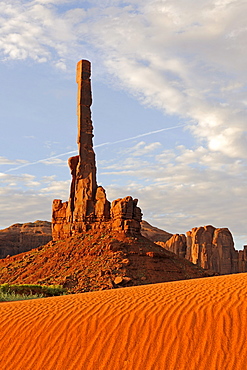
[159,225,240,275]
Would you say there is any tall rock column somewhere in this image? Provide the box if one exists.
[71,60,97,229]
[52,59,142,240]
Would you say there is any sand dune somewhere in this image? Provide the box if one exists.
[1,274,247,370]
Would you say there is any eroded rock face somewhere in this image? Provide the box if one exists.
[158,234,187,259]
[52,60,142,240]
[185,226,238,274]
[95,186,111,222]
[111,197,142,234]
[238,246,247,272]
[159,225,240,275]
[0,221,52,259]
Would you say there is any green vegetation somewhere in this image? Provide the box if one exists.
[0,291,43,302]
[0,284,67,302]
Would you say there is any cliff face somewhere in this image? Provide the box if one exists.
[185,226,238,274]
[159,234,187,259]
[158,225,246,275]
[52,60,142,240]
[0,221,52,259]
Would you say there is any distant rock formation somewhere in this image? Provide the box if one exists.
[158,225,247,275]
[52,60,142,240]
[157,234,187,259]
[0,221,52,259]
[186,226,237,274]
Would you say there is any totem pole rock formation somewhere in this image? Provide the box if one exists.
[52,60,142,240]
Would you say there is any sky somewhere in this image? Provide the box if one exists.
[0,0,246,250]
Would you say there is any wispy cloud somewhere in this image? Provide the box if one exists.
[0,171,70,227]
[0,156,28,166]
[5,151,77,172]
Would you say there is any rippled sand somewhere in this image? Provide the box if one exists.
[1,273,247,370]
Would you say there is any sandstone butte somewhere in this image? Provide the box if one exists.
[157,225,247,275]
[1,273,247,370]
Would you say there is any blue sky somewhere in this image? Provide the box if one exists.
[0,0,246,249]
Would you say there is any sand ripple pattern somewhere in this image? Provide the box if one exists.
[1,273,247,370]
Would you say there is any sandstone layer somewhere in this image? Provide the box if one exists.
[52,60,142,240]
[0,221,52,259]
[1,273,247,370]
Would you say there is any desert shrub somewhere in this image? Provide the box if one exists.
[0,291,43,302]
[0,284,67,299]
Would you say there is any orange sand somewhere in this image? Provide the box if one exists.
[1,273,247,370]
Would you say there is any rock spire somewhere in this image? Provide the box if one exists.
[52,60,142,240]
[68,60,98,225]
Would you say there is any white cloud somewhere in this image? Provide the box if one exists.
[0,0,78,63]
[0,171,70,228]
[81,0,247,161]
[39,179,70,195]
[0,156,28,165]
[122,141,162,157]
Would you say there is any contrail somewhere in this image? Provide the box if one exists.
[103,123,187,144]
[5,150,78,173]
[5,123,186,173]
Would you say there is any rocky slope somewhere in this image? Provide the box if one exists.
[0,229,211,293]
